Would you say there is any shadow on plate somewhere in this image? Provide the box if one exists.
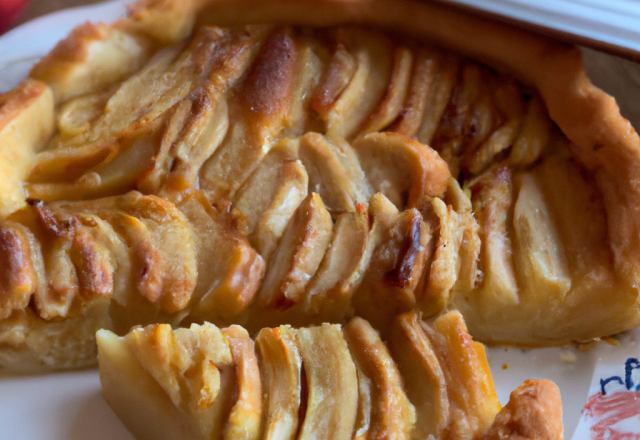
[68,390,134,440]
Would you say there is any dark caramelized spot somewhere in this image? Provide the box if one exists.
[70,221,113,299]
[385,211,424,288]
[0,225,36,319]
[238,27,297,118]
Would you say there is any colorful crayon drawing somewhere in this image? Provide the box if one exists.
[582,358,640,439]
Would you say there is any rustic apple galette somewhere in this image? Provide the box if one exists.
[2,0,640,435]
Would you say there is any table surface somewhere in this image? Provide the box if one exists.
[13,0,105,28]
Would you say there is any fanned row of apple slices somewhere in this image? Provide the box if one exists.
[97,311,563,440]
[0,184,467,370]
[21,23,544,208]
[0,190,259,369]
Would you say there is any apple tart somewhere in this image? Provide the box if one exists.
[97,311,563,440]
[0,0,640,376]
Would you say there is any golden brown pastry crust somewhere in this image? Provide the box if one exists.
[483,379,564,440]
[0,79,54,218]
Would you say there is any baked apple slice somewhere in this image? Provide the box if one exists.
[344,317,416,440]
[178,191,264,325]
[388,310,501,439]
[356,46,413,139]
[387,311,450,439]
[256,193,333,309]
[0,222,42,320]
[351,193,430,332]
[199,27,298,204]
[297,133,371,216]
[98,323,238,440]
[255,326,303,440]
[222,325,263,440]
[303,208,369,321]
[312,28,392,140]
[468,166,519,306]
[422,311,501,438]
[295,324,359,440]
[352,132,450,213]
[233,141,308,262]
[30,22,155,104]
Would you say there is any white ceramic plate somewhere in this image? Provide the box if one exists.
[1,1,640,439]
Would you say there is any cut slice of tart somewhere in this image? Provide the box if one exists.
[97,313,563,440]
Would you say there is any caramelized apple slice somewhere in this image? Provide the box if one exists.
[470,167,519,305]
[178,191,264,323]
[297,133,372,216]
[416,54,460,145]
[445,178,481,294]
[157,92,229,197]
[534,155,613,281]
[303,209,369,320]
[146,30,257,197]
[30,22,154,103]
[351,194,430,332]
[387,311,450,439]
[222,326,263,440]
[251,159,309,263]
[296,324,358,440]
[353,132,450,212]
[0,223,40,320]
[512,173,571,300]
[387,48,442,137]
[482,379,563,440]
[282,38,325,138]
[72,214,133,312]
[344,317,416,439]
[115,193,197,313]
[56,87,114,138]
[68,218,115,301]
[98,323,237,440]
[255,326,302,440]
[26,200,81,320]
[356,46,413,138]
[316,29,392,140]
[200,27,297,203]
[26,120,161,202]
[0,80,54,217]
[509,95,552,167]
[58,192,197,314]
[465,80,525,175]
[423,311,501,438]
[233,140,306,244]
[420,197,464,316]
[256,193,333,309]
[97,211,162,307]
[311,36,356,116]
[77,26,222,147]
[429,62,496,175]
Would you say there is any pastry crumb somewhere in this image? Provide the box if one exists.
[560,351,576,364]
